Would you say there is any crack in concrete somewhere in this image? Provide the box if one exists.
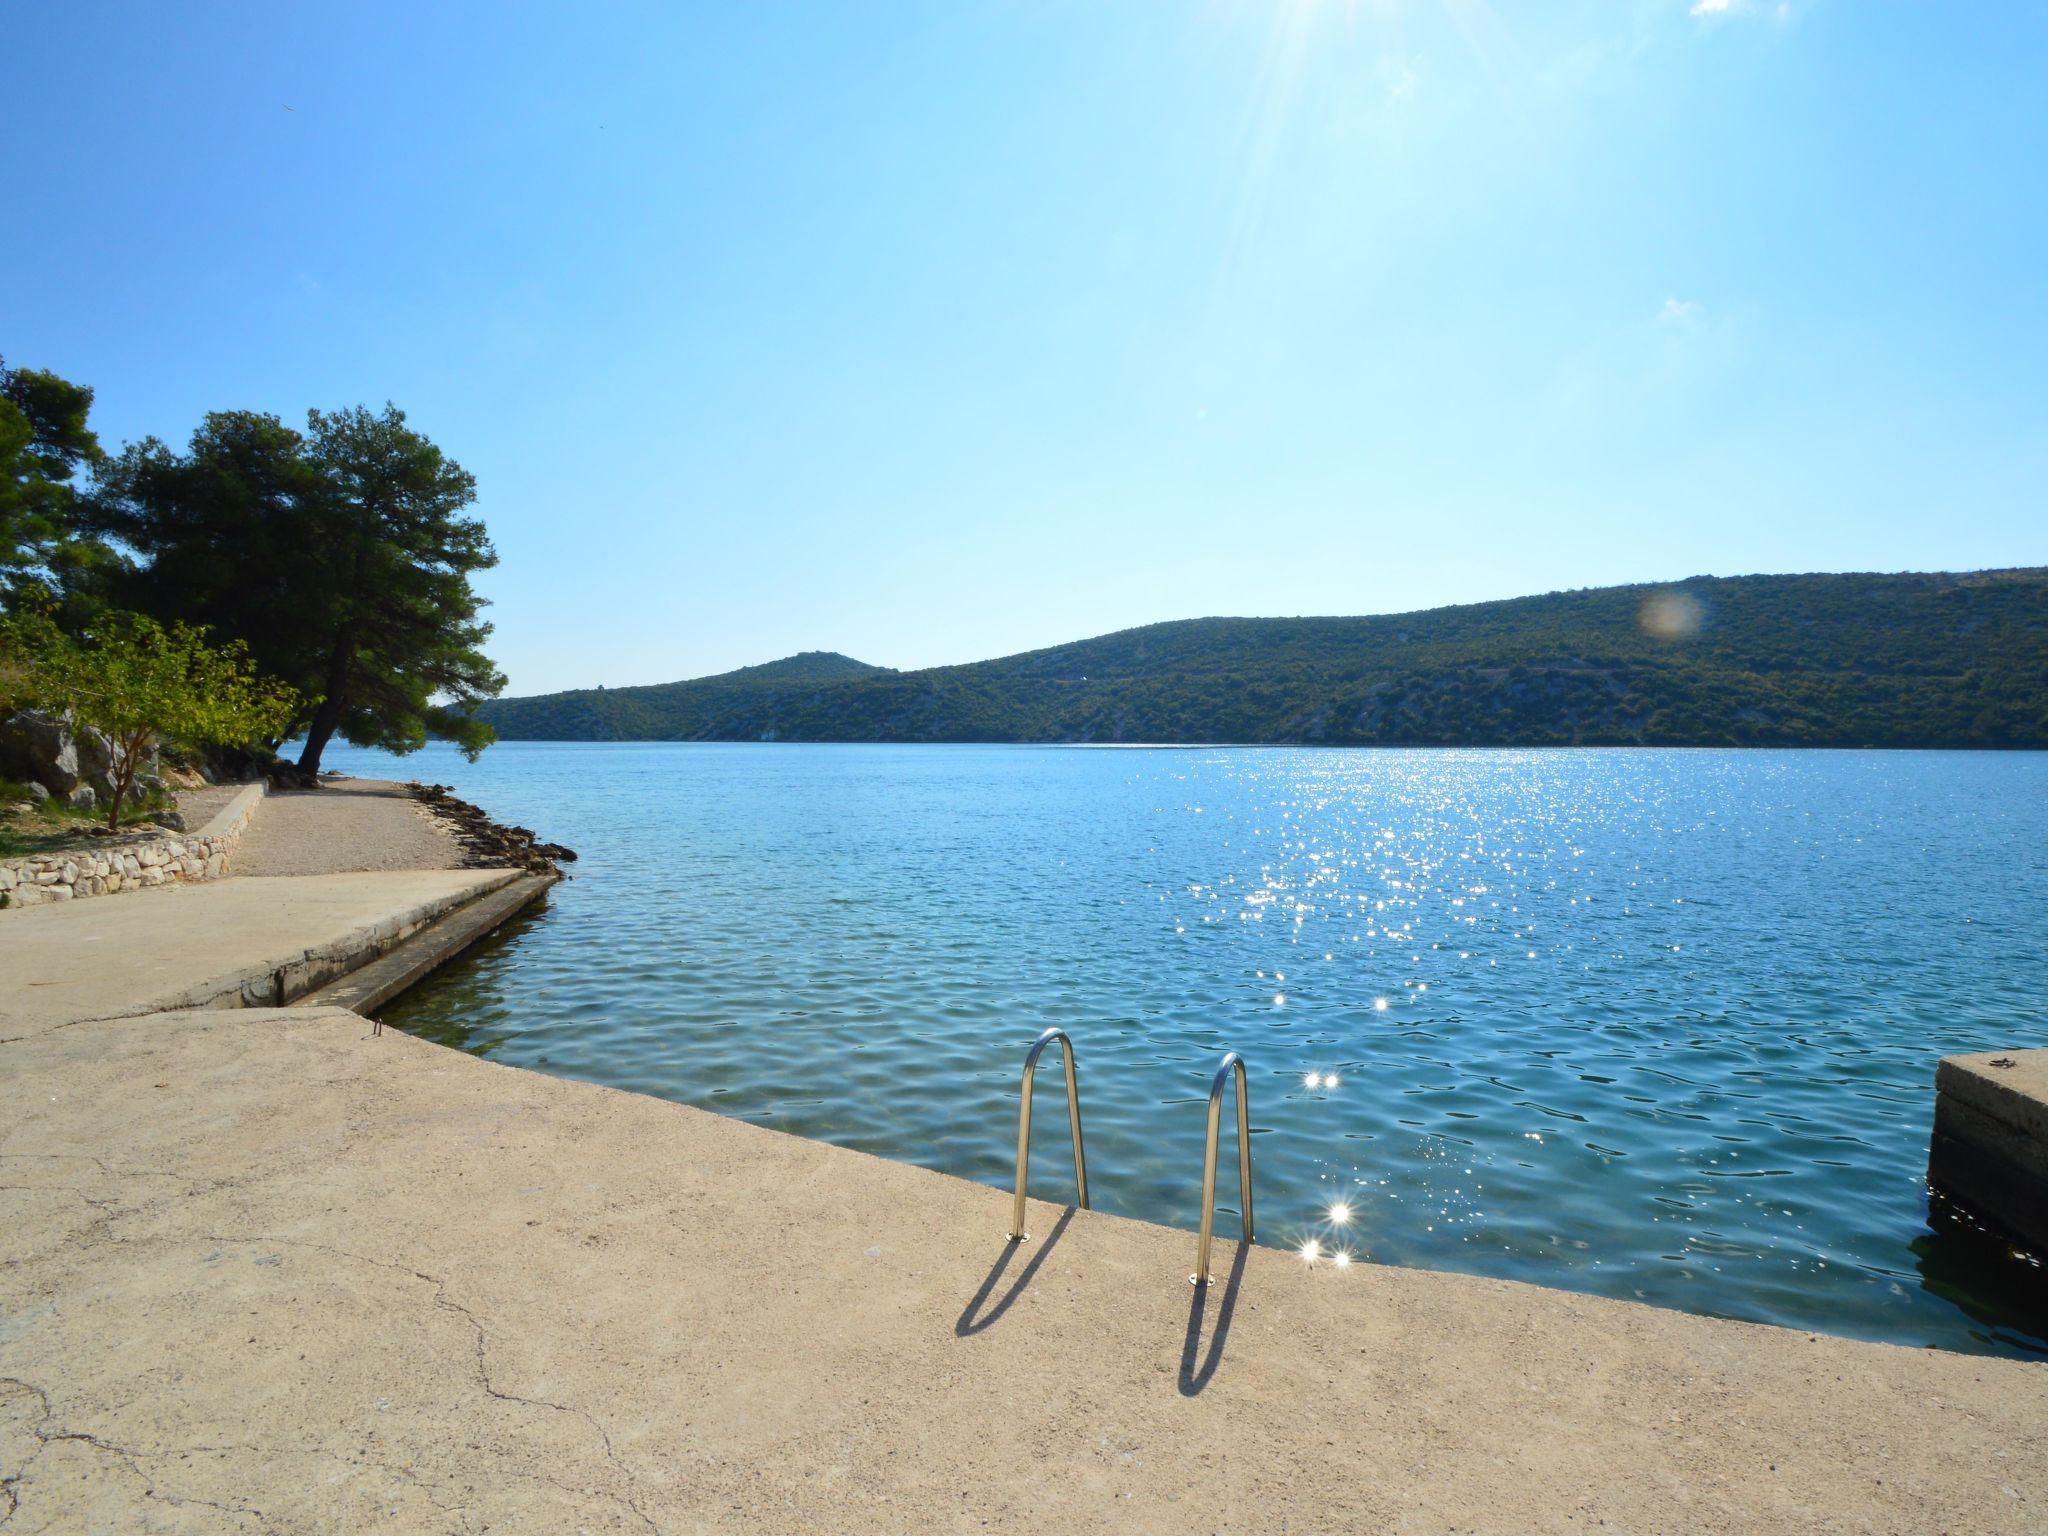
[0,999,239,1048]
[0,1376,53,1527]
[0,1152,193,1183]
[0,1154,274,1269]
[0,1017,118,1048]
[129,1438,478,1533]
[195,1234,657,1534]
[1,1375,271,1531]
[0,1185,120,1215]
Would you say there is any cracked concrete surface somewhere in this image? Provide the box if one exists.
[3,1005,2044,1533]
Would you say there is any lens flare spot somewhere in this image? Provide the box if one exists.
[1640,589,1706,639]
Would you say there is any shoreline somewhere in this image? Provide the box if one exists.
[426,737,2048,752]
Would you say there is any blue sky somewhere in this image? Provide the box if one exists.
[10,2,2045,695]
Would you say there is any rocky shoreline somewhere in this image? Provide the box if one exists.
[406,781,577,877]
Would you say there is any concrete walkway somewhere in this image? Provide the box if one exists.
[0,869,515,1039]
[2,1005,2043,1533]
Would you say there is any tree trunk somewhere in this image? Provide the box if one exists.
[106,728,147,831]
[296,697,344,777]
[296,631,354,776]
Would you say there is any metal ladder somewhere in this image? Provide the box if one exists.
[1191,1051,1254,1286]
[1007,1027,1089,1241]
[1005,1031,1255,1286]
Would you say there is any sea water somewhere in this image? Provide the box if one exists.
[318,741,2048,1356]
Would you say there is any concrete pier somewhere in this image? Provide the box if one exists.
[1931,1049,2048,1253]
[5,1004,2046,1533]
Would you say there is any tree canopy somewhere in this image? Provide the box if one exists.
[4,610,298,828]
[92,403,504,774]
[0,357,106,609]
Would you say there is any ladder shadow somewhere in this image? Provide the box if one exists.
[1178,1240,1250,1396]
[955,1205,1077,1336]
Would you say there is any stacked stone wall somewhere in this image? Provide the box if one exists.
[0,784,262,911]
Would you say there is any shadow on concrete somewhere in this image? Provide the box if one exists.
[956,1205,1077,1336]
[1178,1241,1249,1396]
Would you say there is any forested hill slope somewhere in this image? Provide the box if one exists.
[476,570,2048,747]
[478,652,888,741]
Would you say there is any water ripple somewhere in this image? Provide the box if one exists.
[328,741,2048,1358]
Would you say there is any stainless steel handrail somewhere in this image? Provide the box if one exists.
[1191,1052,1253,1285]
[1008,1027,1089,1241]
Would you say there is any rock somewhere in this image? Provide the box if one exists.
[156,810,187,832]
[66,784,96,811]
[407,782,576,876]
[0,710,82,794]
[0,709,155,805]
[24,781,49,805]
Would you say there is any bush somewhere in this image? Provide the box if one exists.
[1,611,297,830]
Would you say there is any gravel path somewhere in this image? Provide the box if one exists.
[232,778,466,876]
[172,784,244,830]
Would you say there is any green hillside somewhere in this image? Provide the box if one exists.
[476,570,2048,747]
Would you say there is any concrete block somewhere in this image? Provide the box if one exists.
[1930,1050,2048,1253]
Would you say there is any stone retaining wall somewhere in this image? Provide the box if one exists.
[0,783,264,911]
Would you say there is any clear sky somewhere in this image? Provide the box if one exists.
[10,2,2045,695]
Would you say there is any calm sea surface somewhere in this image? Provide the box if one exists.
[321,741,2048,1356]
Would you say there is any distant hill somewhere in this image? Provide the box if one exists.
[475,570,2048,748]
[477,651,890,741]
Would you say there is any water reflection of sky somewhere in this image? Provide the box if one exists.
[336,741,2048,1358]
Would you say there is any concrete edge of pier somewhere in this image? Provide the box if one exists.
[1932,1048,2048,1254]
